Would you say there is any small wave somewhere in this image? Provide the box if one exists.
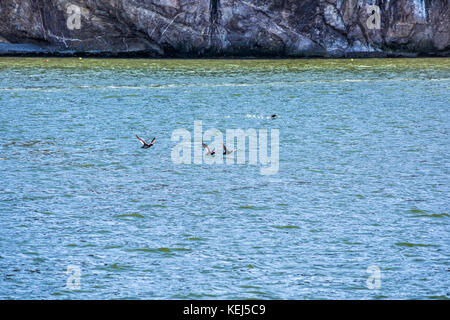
[395,242,439,248]
[186,237,206,241]
[1,78,448,92]
[113,213,144,218]
[238,205,269,210]
[413,213,449,218]
[272,225,300,229]
[128,247,192,253]
[99,263,133,271]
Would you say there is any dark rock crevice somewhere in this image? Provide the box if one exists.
[210,0,220,24]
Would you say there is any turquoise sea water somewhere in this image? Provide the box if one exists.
[0,58,448,299]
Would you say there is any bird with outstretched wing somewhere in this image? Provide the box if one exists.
[136,135,156,149]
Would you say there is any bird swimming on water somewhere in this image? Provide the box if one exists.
[136,135,156,149]
[202,142,215,156]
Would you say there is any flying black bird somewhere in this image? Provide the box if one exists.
[221,143,236,155]
[136,135,156,149]
[202,142,215,156]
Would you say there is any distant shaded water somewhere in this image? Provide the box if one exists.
[0,58,448,299]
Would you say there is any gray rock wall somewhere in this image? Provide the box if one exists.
[0,0,448,57]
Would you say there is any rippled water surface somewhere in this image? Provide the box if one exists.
[0,58,449,299]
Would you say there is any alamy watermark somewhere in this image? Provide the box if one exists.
[66,4,82,30]
[171,121,279,175]
[66,265,81,290]
[65,2,383,34]
[366,265,381,289]
[366,5,381,30]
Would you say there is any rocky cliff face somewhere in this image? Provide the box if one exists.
[0,0,448,57]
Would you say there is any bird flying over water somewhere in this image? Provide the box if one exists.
[202,142,215,156]
[136,135,156,149]
[221,143,236,155]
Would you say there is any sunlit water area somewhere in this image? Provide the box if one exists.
[0,57,448,299]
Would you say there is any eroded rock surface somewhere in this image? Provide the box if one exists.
[0,0,448,57]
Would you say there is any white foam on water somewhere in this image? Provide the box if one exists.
[245,114,274,120]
